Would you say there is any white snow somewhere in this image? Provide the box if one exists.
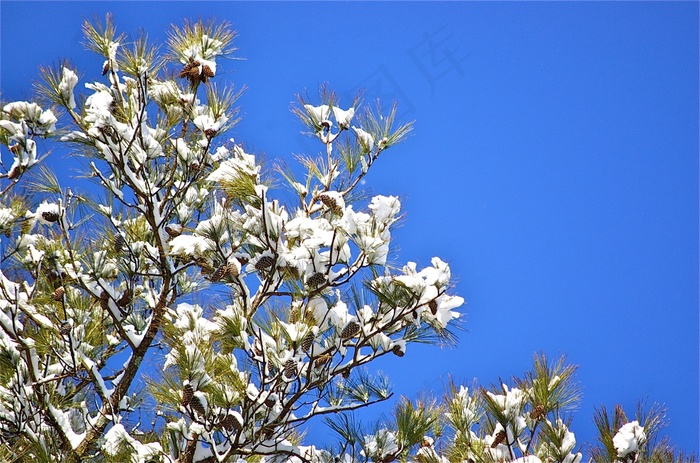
[352,126,374,152]
[103,423,163,460]
[304,104,330,124]
[368,195,400,224]
[48,404,86,449]
[169,234,215,257]
[59,67,79,109]
[332,106,355,128]
[613,420,646,457]
[362,429,398,460]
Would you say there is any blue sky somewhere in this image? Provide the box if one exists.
[1,1,698,454]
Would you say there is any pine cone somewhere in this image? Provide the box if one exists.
[301,331,314,352]
[190,395,206,416]
[226,261,240,277]
[319,194,343,214]
[116,290,132,307]
[339,321,360,340]
[210,264,229,282]
[307,272,325,288]
[319,194,337,209]
[99,291,110,311]
[428,300,438,315]
[202,65,215,78]
[530,404,546,420]
[283,358,297,378]
[491,430,507,448]
[392,345,405,358]
[59,321,72,336]
[41,211,59,223]
[179,63,194,78]
[313,353,332,368]
[181,383,194,407]
[51,286,65,301]
[201,65,215,83]
[220,412,242,431]
[165,224,183,237]
[254,255,275,271]
[179,61,202,83]
[114,234,126,253]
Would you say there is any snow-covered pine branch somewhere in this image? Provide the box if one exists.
[331,355,691,463]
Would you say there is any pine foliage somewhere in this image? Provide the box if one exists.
[0,16,461,463]
[0,15,692,463]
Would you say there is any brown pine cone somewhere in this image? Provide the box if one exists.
[99,291,110,311]
[392,345,405,357]
[116,290,132,307]
[283,358,297,378]
[194,257,213,274]
[165,224,183,237]
[301,331,314,352]
[491,430,507,448]
[51,286,65,301]
[307,272,325,288]
[114,234,126,253]
[190,395,206,416]
[41,211,59,223]
[339,321,360,340]
[226,261,240,277]
[202,65,215,79]
[181,383,194,407]
[255,255,275,271]
[210,264,229,282]
[220,412,242,431]
[313,353,332,368]
[530,404,546,420]
[428,300,438,315]
[319,194,343,214]
[59,321,72,336]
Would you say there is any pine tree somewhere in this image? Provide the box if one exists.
[336,354,694,463]
[0,15,692,463]
[0,16,462,463]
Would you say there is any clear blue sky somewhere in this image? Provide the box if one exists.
[1,1,698,454]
